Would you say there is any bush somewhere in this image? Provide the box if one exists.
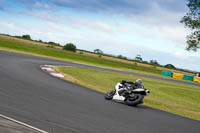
[117,55,127,60]
[48,41,60,46]
[63,43,76,52]
[22,35,31,40]
[46,44,55,48]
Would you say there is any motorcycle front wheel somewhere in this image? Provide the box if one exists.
[105,90,116,100]
[125,94,144,106]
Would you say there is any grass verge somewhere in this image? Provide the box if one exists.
[54,66,200,120]
[0,34,195,78]
[0,34,162,75]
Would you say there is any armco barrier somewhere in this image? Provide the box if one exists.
[161,71,200,84]
[172,73,184,80]
[183,75,194,81]
[161,71,173,77]
[193,77,200,83]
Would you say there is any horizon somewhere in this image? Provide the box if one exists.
[0,0,200,71]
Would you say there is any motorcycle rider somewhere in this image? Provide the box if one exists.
[119,79,144,94]
[133,79,144,89]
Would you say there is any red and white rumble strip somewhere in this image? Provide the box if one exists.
[40,65,64,78]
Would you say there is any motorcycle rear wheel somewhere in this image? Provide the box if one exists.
[125,94,144,106]
[105,90,116,100]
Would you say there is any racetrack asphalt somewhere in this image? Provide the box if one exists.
[0,50,199,133]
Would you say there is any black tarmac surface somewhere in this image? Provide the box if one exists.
[0,116,42,133]
[0,50,199,133]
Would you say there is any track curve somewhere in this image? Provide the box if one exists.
[0,50,199,133]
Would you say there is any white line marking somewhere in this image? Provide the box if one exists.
[0,114,49,133]
[50,73,64,78]
[41,67,53,71]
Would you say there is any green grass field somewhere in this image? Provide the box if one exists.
[0,34,163,75]
[54,66,200,120]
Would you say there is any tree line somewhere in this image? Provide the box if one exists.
[12,34,176,69]
[14,34,77,51]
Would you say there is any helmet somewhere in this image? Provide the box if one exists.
[135,79,142,85]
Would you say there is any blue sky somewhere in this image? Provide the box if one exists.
[0,0,200,71]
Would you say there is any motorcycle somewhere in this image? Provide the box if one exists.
[105,80,150,106]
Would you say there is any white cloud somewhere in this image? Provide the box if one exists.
[28,10,60,23]
[156,26,188,48]
[33,1,50,9]
[117,25,131,32]
[0,21,29,34]
[128,2,190,49]
[26,10,113,33]
[173,51,190,60]
[89,21,112,32]
[64,16,113,33]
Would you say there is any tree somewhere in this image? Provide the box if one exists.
[180,0,200,51]
[94,49,103,57]
[149,60,159,65]
[135,54,143,62]
[164,64,176,69]
[94,49,103,54]
[22,35,31,40]
[63,43,76,52]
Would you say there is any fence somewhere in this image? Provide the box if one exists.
[183,75,194,81]
[173,73,184,80]
[194,77,200,83]
[161,71,173,77]
[161,71,199,83]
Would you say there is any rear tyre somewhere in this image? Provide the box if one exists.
[105,90,116,100]
[125,94,144,106]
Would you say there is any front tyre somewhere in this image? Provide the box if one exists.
[105,90,116,100]
[125,94,144,106]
